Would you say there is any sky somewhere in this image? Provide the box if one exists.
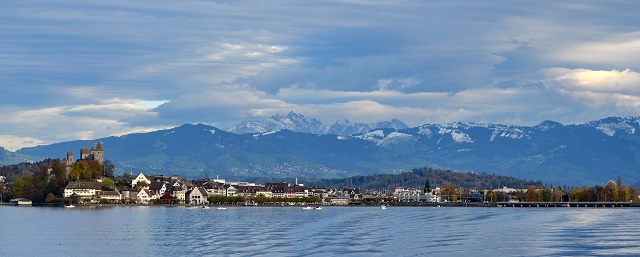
[1,1,640,151]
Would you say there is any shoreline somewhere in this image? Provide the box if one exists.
[3,201,640,208]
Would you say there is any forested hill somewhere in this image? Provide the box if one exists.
[0,159,50,182]
[0,146,35,166]
[265,166,545,190]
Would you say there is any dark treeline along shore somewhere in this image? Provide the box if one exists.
[249,166,544,191]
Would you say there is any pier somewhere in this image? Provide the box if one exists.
[496,202,639,208]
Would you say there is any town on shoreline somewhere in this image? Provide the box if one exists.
[1,142,639,208]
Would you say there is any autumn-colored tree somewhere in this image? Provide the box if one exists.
[552,187,564,202]
[102,178,115,191]
[629,186,639,202]
[45,192,55,203]
[69,161,91,180]
[486,190,497,202]
[442,183,456,195]
[526,185,539,202]
[605,181,619,202]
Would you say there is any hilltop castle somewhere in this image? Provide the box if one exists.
[63,141,104,175]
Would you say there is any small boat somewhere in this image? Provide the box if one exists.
[217,206,227,210]
[315,206,323,210]
[201,205,210,209]
[65,205,75,208]
[303,206,313,210]
[380,205,387,210]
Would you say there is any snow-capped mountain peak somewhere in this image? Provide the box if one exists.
[229,112,410,136]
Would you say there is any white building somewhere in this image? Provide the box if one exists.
[189,187,208,205]
[137,189,153,204]
[64,181,102,198]
[98,191,122,201]
[326,198,349,206]
[394,188,439,202]
[132,173,151,188]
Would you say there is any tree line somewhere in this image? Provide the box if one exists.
[294,166,544,190]
[1,158,115,203]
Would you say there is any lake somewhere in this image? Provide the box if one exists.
[1,205,639,256]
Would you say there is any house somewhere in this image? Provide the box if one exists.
[64,181,102,198]
[256,190,273,198]
[121,190,137,201]
[98,191,122,202]
[343,188,362,199]
[171,187,186,203]
[325,198,349,206]
[203,181,226,196]
[266,183,288,198]
[149,181,168,196]
[10,198,32,206]
[188,186,208,205]
[225,185,237,197]
[131,173,151,188]
[137,189,153,204]
[236,185,264,197]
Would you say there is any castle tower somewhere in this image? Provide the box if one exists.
[66,150,74,165]
[92,141,104,164]
[65,150,74,177]
[80,147,90,160]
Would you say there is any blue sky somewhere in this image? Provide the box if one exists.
[1,1,640,151]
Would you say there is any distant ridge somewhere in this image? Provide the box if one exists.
[15,116,640,186]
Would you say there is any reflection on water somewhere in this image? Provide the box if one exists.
[2,206,640,256]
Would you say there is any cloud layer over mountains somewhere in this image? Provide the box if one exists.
[2,1,640,151]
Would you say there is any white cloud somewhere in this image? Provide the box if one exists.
[2,1,640,150]
[0,136,44,152]
[541,68,640,94]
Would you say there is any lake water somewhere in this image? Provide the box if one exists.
[1,205,640,256]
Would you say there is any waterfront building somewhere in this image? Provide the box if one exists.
[64,181,102,198]
[98,191,122,202]
[137,189,153,204]
[188,186,208,205]
[325,198,349,206]
[9,198,32,206]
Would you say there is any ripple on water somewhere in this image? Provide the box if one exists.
[4,206,640,256]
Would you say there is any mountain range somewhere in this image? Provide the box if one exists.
[10,113,640,186]
[229,111,409,135]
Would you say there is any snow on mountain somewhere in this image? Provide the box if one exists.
[582,117,640,136]
[326,119,372,136]
[371,119,409,130]
[534,120,564,131]
[355,130,415,147]
[229,111,324,135]
[230,112,409,136]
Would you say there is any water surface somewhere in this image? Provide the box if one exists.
[1,206,639,256]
